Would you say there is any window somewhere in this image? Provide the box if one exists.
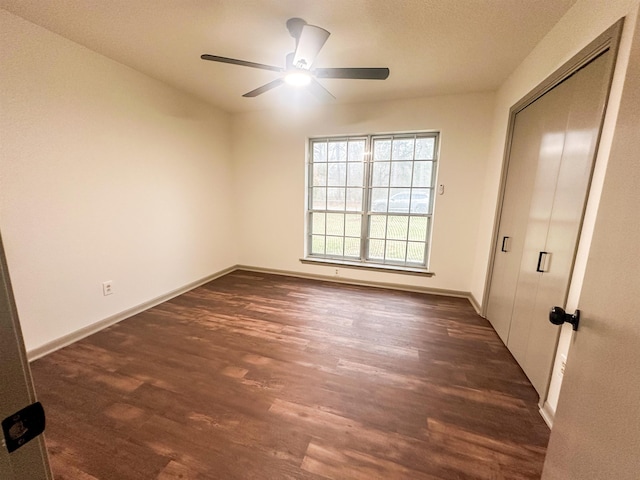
[306,132,438,271]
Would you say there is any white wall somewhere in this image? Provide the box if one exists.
[232,92,495,294]
[469,0,640,415]
[0,10,237,353]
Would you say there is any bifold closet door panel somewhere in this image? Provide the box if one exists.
[485,96,552,343]
[524,51,612,395]
[506,78,576,369]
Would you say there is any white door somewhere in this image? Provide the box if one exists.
[542,12,640,478]
[0,234,52,479]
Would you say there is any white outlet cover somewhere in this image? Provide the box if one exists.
[102,281,113,296]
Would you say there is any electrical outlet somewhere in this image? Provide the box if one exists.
[102,280,113,296]
[334,268,339,276]
[560,354,567,375]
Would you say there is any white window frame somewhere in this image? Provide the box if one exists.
[305,132,439,273]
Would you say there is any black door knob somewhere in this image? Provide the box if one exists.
[549,306,580,331]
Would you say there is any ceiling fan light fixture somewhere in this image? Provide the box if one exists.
[201,18,390,99]
[284,71,312,87]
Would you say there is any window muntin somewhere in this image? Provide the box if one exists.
[307,132,438,269]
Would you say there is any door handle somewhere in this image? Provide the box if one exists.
[501,236,510,252]
[549,306,580,331]
[536,251,550,272]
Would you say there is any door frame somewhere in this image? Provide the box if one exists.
[481,19,624,318]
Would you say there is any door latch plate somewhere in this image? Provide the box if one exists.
[2,401,46,453]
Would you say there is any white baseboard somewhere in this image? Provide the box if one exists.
[539,400,555,429]
[27,265,236,361]
[468,292,482,315]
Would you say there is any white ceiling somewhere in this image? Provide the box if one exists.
[1,0,578,113]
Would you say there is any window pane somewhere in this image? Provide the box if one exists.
[345,188,363,211]
[345,214,361,237]
[390,161,413,187]
[386,240,407,262]
[410,189,430,214]
[328,141,347,162]
[327,163,347,186]
[415,137,435,160]
[371,188,390,212]
[369,215,386,238]
[327,188,345,210]
[373,139,391,160]
[311,213,326,235]
[326,236,344,256]
[372,162,390,187]
[412,161,433,188]
[313,163,327,186]
[344,237,360,257]
[388,188,411,213]
[313,142,327,162]
[312,187,326,210]
[326,213,344,236]
[392,138,414,160]
[387,216,409,240]
[407,242,426,263]
[347,163,364,187]
[368,239,385,259]
[311,235,325,255]
[408,216,428,241]
[348,140,365,162]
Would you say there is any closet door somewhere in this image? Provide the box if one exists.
[487,48,614,399]
[485,84,571,344]
[510,52,612,397]
[506,75,577,371]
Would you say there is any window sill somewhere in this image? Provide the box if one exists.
[300,258,435,277]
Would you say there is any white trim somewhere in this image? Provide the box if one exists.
[26,266,236,361]
[539,400,556,429]
[468,293,482,316]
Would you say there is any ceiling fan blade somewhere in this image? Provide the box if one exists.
[307,79,335,101]
[242,78,285,97]
[314,67,390,80]
[292,25,330,70]
[201,54,282,72]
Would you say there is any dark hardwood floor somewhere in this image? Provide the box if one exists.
[30,270,550,479]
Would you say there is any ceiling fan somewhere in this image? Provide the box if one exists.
[201,17,390,100]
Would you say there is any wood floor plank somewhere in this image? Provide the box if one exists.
[301,441,442,480]
[31,271,550,479]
